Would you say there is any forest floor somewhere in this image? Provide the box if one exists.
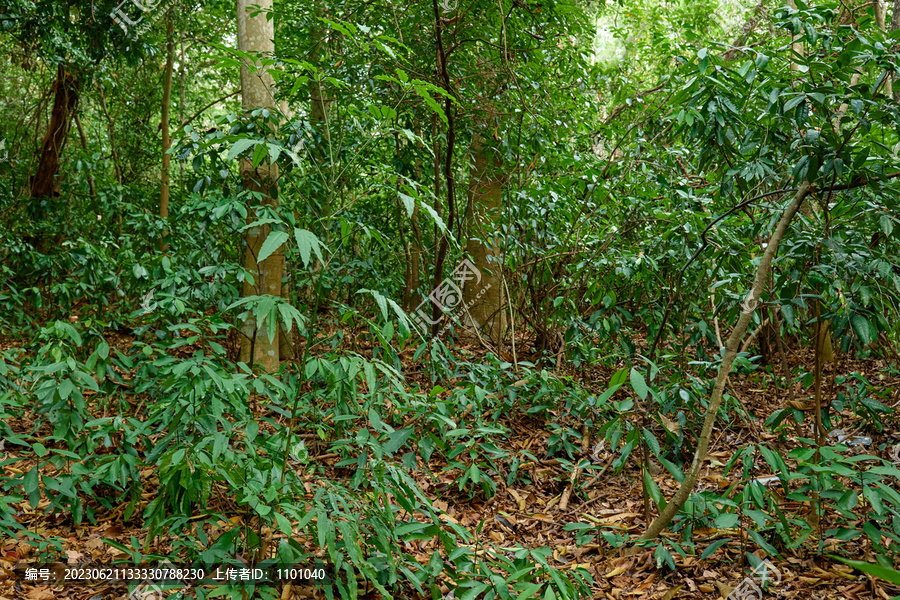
[3,330,900,600]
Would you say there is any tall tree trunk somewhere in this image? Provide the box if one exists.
[309,22,332,206]
[893,0,900,102]
[29,64,79,250]
[463,136,507,343]
[430,0,456,336]
[159,17,175,252]
[97,89,123,185]
[237,0,283,373]
[788,1,804,73]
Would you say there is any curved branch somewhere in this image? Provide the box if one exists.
[635,182,813,546]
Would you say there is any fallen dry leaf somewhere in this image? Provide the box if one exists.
[26,587,55,600]
[661,585,682,600]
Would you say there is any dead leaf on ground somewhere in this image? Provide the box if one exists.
[661,585,683,600]
[26,587,55,600]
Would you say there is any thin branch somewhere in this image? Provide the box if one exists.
[164,89,241,133]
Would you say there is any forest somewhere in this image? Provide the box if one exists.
[2,0,900,598]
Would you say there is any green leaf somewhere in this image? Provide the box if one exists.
[630,368,648,400]
[700,538,730,559]
[382,428,413,454]
[715,512,740,528]
[783,95,805,112]
[697,48,708,74]
[644,468,664,509]
[610,368,628,387]
[829,556,900,585]
[257,230,289,263]
[748,530,779,557]
[850,314,873,346]
[251,142,269,169]
[418,198,448,234]
[293,228,325,267]
[246,420,259,443]
[274,512,292,536]
[399,192,415,217]
[24,467,39,494]
[413,86,447,125]
[781,304,795,327]
[516,583,543,600]
[642,428,660,457]
[228,138,256,161]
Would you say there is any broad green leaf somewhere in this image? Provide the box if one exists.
[516,583,543,600]
[630,368,648,400]
[257,230,289,263]
[413,86,447,125]
[850,313,873,346]
[715,512,740,529]
[227,138,256,161]
[399,192,415,217]
[382,428,413,454]
[274,512,292,536]
[24,467,39,494]
[251,142,269,168]
[294,228,325,267]
[783,95,805,112]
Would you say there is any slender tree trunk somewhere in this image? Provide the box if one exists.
[636,183,812,544]
[297,19,332,309]
[237,0,283,372]
[404,203,423,311]
[97,89,123,185]
[788,1,804,73]
[159,17,175,252]
[309,23,332,206]
[463,136,507,343]
[893,0,900,102]
[73,113,96,197]
[876,0,893,97]
[430,0,456,336]
[29,64,79,249]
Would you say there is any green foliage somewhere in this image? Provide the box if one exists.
[4,0,900,595]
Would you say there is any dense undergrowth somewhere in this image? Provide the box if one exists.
[3,0,900,598]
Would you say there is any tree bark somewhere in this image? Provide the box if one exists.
[463,136,507,343]
[309,22,332,199]
[788,0,805,73]
[722,0,767,62]
[159,17,175,252]
[430,0,457,336]
[237,0,283,373]
[29,64,79,249]
[894,0,900,102]
[73,113,96,197]
[636,182,813,544]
